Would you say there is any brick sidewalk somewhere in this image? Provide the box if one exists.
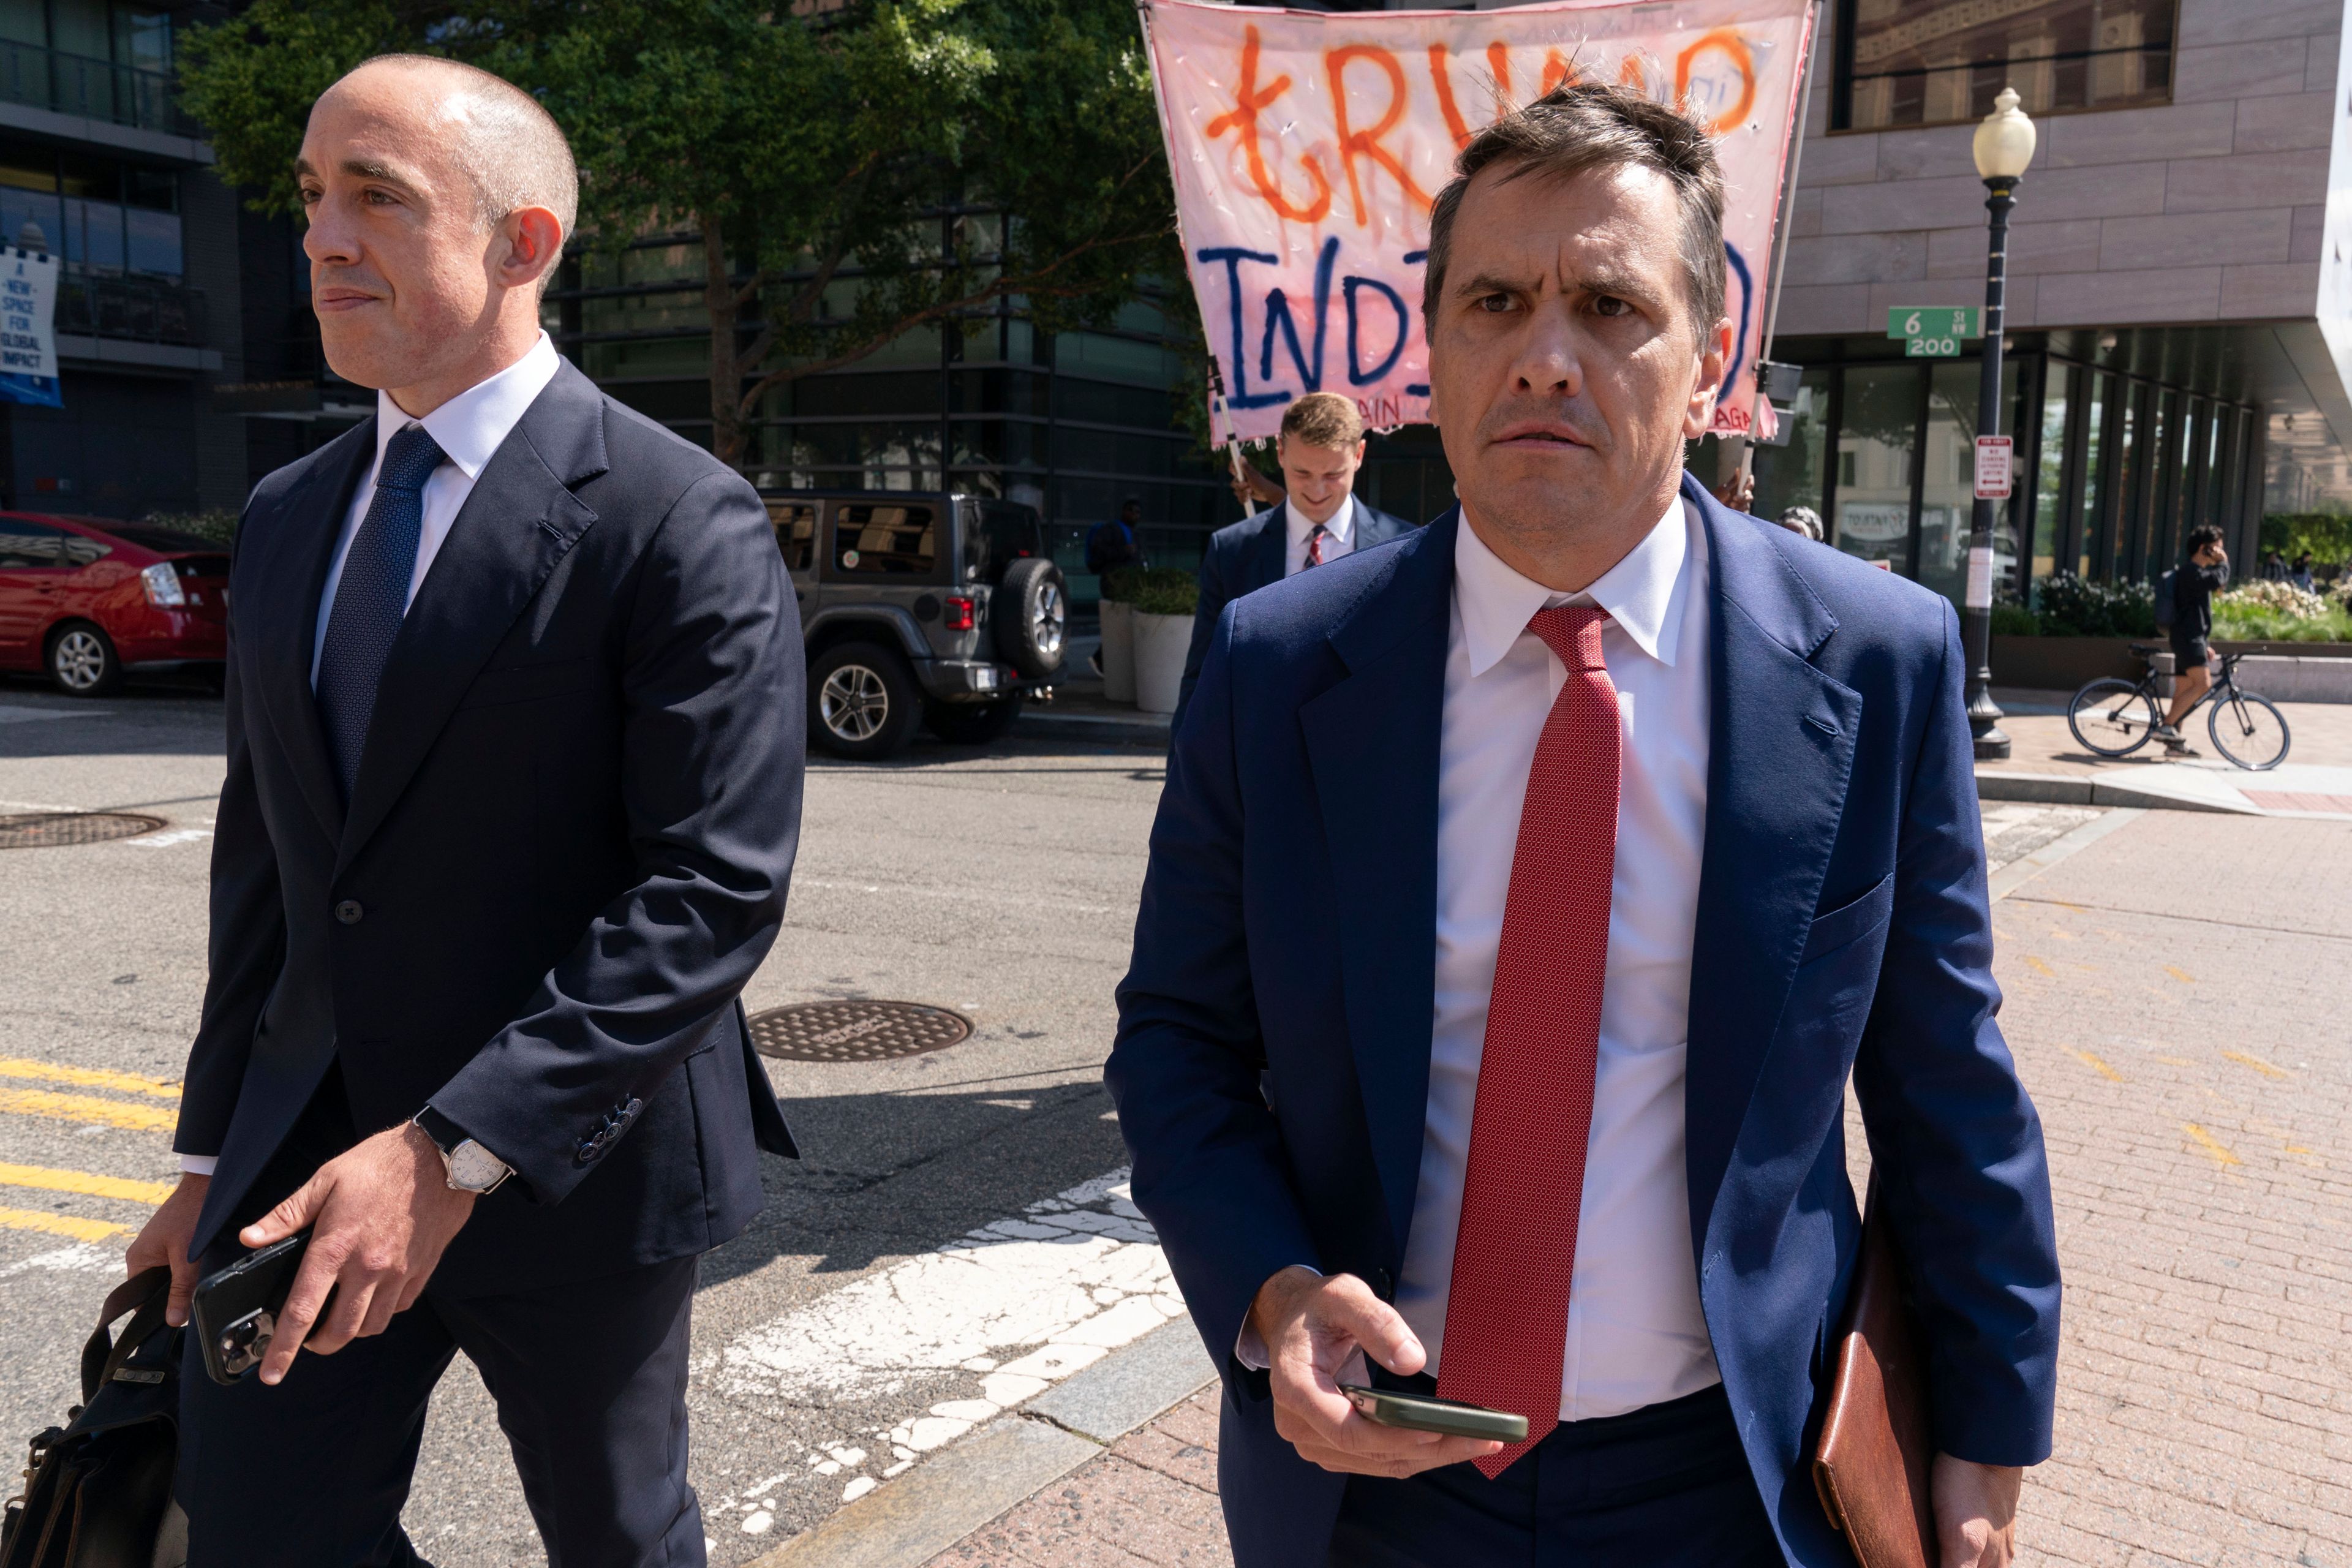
[929,808,2352,1566]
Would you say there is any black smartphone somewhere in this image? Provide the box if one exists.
[189,1232,314,1387]
[1338,1384,1529,1443]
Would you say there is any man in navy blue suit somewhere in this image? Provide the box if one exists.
[124,56,801,1566]
[1109,85,2059,1567]
[1175,391,1414,726]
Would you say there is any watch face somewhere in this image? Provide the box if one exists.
[448,1141,509,1193]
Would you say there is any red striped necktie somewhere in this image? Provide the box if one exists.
[1305,522,1328,568]
[1435,603,1620,1477]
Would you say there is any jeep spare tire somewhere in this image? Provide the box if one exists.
[992,557,1066,679]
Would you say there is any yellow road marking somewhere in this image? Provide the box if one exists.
[2165,966,2196,984]
[2024,956,2056,978]
[2070,1050,2124,1082]
[2050,900,2087,913]
[2221,1051,2288,1080]
[2183,1124,2241,1169]
[0,1207,128,1243]
[2155,1055,2192,1066]
[0,1088,176,1133]
[0,1163,172,1205]
[0,1058,180,1101]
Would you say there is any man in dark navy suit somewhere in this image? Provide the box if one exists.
[1175,392,1413,726]
[1109,86,2059,1567]
[124,55,801,1567]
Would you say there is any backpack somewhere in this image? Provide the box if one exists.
[2152,568,2177,632]
[0,1268,187,1568]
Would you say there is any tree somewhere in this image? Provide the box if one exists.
[181,0,1181,467]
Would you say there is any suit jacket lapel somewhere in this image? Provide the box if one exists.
[1681,477,1861,1264]
[253,419,376,846]
[1298,510,1455,1260]
[336,363,608,871]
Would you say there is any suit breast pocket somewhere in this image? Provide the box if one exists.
[1798,870,1895,968]
[458,657,594,710]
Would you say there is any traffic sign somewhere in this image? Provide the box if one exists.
[1973,434,2013,500]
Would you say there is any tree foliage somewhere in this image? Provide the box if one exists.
[181,0,1180,466]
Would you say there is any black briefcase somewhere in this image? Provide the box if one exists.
[0,1267,187,1568]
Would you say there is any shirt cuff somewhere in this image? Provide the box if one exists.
[178,1154,218,1177]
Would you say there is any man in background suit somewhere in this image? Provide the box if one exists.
[1175,392,1414,725]
[124,55,802,1567]
[1110,85,2059,1567]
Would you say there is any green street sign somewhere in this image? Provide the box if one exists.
[1888,306,1981,357]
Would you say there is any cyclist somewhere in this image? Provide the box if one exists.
[2158,525,2228,754]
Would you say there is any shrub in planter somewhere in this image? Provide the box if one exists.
[1096,566,1144,702]
[2035,573,2155,638]
[1989,601,2040,636]
[1131,567,1199,618]
[2212,579,2352,643]
[1130,568,1199,715]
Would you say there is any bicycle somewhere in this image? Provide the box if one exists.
[2066,644,2291,771]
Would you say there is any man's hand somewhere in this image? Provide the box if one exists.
[238,1121,477,1384]
[1932,1453,2021,1568]
[125,1172,211,1327]
[1250,1266,1504,1479]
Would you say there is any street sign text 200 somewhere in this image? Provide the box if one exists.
[1905,336,1961,358]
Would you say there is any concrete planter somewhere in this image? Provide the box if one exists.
[1991,635,2141,690]
[1098,600,1136,703]
[2223,650,2352,703]
[1132,611,1193,715]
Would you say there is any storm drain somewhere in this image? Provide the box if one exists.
[745,1000,972,1063]
[0,812,165,850]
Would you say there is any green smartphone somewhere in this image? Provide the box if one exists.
[1338,1384,1529,1443]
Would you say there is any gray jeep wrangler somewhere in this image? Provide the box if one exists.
[763,489,1067,760]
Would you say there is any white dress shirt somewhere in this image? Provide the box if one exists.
[309,332,563,685]
[1395,494,1721,1422]
[177,334,562,1179]
[1283,494,1359,578]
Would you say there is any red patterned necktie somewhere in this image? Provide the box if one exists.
[1305,522,1327,568]
[1436,603,1621,1477]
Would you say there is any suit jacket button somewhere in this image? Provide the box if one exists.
[334,900,364,925]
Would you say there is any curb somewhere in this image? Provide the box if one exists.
[1975,769,2259,814]
[747,1316,1216,1568]
[1988,806,2146,902]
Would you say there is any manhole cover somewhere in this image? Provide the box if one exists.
[746,1000,972,1063]
[0,812,165,850]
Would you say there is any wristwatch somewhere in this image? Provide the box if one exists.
[412,1106,512,1195]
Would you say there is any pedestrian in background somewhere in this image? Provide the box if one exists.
[2291,551,2315,592]
[1777,505,1823,541]
[1112,82,2057,1568]
[1087,496,1148,578]
[126,55,802,1566]
[1176,392,1414,726]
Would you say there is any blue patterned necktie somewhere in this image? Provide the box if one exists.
[316,423,444,802]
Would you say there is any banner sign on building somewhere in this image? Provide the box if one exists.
[1139,0,1816,443]
[0,247,62,409]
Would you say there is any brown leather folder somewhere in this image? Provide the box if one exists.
[1813,1177,1938,1568]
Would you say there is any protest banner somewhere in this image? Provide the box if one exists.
[0,246,62,409]
[1139,0,1815,444]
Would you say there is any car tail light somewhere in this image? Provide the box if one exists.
[140,562,185,607]
[943,595,976,631]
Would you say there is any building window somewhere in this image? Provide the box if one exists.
[1835,0,2176,132]
[0,138,179,276]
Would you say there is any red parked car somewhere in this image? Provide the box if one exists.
[0,513,230,695]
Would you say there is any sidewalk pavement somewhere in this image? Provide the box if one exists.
[900,805,2352,1567]
[1978,690,2352,818]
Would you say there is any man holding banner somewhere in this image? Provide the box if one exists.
[1111,64,2058,1568]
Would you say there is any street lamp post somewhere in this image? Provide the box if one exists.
[1964,86,2036,762]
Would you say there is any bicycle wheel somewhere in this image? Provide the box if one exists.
[2068,677,2158,757]
[2208,689,2290,771]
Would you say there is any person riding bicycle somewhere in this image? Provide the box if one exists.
[2158,526,2228,754]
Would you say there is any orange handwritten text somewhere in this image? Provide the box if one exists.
[1675,29,1757,134]
[1539,49,1577,97]
[1327,45,1435,225]
[1204,26,1333,224]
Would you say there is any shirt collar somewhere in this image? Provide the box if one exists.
[1287,494,1355,546]
[375,333,562,483]
[1453,493,1689,679]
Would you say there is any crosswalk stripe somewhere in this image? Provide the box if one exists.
[0,1057,181,1101]
[0,1087,178,1133]
[0,1163,173,1205]
[0,1207,129,1243]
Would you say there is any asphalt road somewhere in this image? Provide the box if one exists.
[0,673,1162,1566]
